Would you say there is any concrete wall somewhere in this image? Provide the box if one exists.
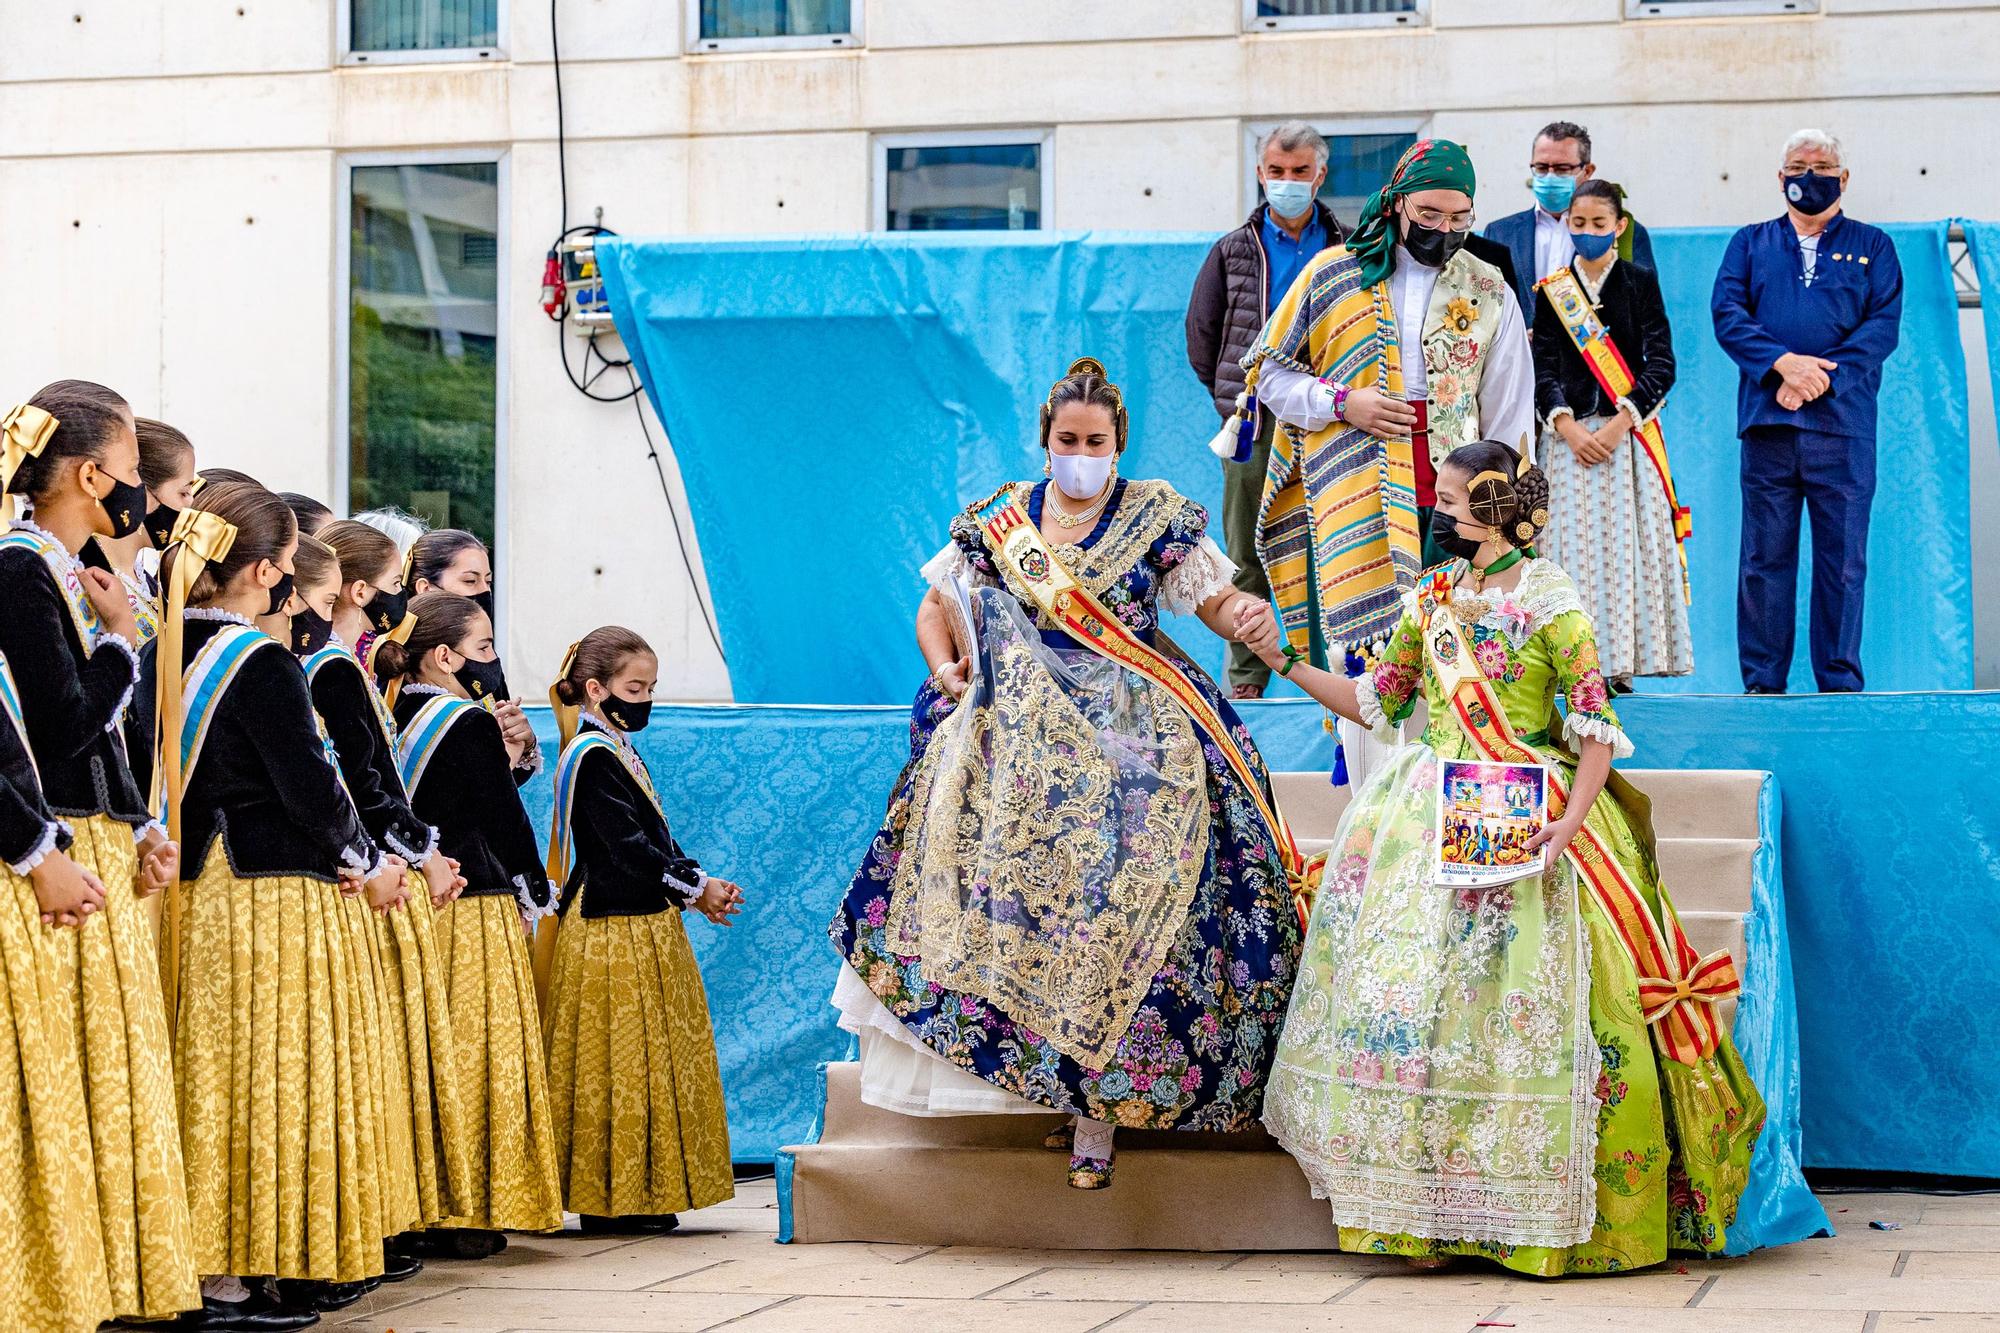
[2,0,1995,697]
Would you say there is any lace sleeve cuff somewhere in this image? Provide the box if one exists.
[7,820,63,876]
[1616,393,1664,429]
[514,872,554,922]
[1352,675,1399,744]
[1160,535,1240,616]
[514,745,545,779]
[920,542,996,593]
[96,632,139,731]
[383,825,439,870]
[1545,404,1576,428]
[1564,710,1635,760]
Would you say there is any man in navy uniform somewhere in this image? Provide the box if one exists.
[1711,129,1903,693]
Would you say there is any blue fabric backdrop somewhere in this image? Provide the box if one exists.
[599,223,1973,704]
[519,692,2000,1193]
[1969,221,2000,415]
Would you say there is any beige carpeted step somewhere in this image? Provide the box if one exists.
[786,767,1774,1251]
[786,1065,1334,1251]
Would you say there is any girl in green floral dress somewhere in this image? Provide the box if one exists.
[1257,440,1765,1275]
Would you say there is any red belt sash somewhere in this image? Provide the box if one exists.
[1419,568,1737,1066]
[1410,400,1436,506]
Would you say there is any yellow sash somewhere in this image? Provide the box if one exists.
[1537,266,1691,603]
[976,489,1317,926]
[1419,568,1736,1066]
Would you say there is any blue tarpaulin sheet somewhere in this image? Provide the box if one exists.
[599,223,1974,706]
[521,691,2000,1247]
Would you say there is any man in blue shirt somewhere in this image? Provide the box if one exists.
[1711,129,1903,693]
[1185,122,1344,697]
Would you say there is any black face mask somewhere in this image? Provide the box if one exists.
[453,653,509,703]
[143,502,180,552]
[1401,214,1469,269]
[96,470,148,540]
[470,588,495,622]
[368,586,409,635]
[1430,511,1487,560]
[600,696,653,733]
[291,607,334,656]
[266,571,296,616]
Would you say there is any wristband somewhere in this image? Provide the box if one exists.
[1277,645,1306,678]
[1320,380,1351,423]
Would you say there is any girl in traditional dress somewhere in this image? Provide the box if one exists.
[388,592,563,1253]
[543,627,740,1233]
[308,519,473,1270]
[342,511,420,678]
[156,480,409,1326]
[0,649,115,1333]
[830,358,1298,1190]
[1258,440,1763,1275]
[404,530,540,780]
[0,380,200,1324]
[1534,180,1688,686]
[85,416,199,648]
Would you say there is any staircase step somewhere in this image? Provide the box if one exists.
[1680,910,1747,1031]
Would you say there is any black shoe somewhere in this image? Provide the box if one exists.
[380,1247,424,1282]
[177,1290,321,1331]
[408,1226,508,1260]
[578,1212,680,1235]
[272,1279,367,1312]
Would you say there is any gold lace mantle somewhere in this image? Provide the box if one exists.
[884,586,1210,1070]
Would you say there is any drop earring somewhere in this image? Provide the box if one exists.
[1043,452,1052,478]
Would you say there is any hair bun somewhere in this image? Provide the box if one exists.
[1065,356,1108,378]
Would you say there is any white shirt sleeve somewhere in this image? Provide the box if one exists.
[1261,363,1341,432]
[1478,285,1538,459]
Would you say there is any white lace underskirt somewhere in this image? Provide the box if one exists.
[830,963,1048,1117]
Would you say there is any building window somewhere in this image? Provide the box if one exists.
[344,0,505,62]
[1245,0,1426,31]
[1243,121,1422,228]
[344,160,502,548]
[688,0,860,52]
[876,131,1052,232]
[1626,0,1814,15]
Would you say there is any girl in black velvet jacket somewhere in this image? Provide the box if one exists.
[1532,179,1692,685]
[541,626,743,1234]
[387,591,563,1244]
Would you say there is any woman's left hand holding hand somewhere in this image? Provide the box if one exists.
[1233,597,1280,659]
[136,836,179,898]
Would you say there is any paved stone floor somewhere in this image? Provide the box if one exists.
[331,1181,2000,1332]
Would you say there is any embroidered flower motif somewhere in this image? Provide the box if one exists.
[1568,668,1611,716]
[1430,372,1465,410]
[1448,337,1481,370]
[1445,296,1478,334]
[1472,637,1510,680]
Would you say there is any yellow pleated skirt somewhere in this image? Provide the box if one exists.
[346,889,418,1242]
[174,847,388,1283]
[0,861,114,1333]
[543,902,734,1218]
[372,877,471,1228]
[431,892,563,1232]
[55,815,198,1320]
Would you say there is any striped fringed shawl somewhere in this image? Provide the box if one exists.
[1243,245,1421,660]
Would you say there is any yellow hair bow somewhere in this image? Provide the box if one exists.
[0,404,59,520]
[170,506,238,565]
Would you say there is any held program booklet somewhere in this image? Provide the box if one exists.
[1437,758,1549,888]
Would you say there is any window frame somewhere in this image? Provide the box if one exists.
[1241,0,1428,33]
[1241,116,1429,220]
[872,127,1057,234]
[337,0,508,64]
[1624,0,1816,18]
[333,148,511,568]
[683,0,865,54]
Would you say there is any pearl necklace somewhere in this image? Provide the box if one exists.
[1048,484,1112,529]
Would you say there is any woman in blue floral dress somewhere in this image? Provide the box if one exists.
[829,360,1300,1189]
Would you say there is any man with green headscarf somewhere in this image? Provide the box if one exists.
[1237,138,1532,782]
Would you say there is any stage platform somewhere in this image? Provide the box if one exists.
[780,768,1787,1252]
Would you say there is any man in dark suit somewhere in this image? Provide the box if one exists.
[1483,120,1655,322]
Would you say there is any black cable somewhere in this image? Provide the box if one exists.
[626,367,727,662]
[552,0,567,232]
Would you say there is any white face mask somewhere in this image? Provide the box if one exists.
[1049,450,1115,502]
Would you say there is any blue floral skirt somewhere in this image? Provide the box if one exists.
[829,664,1299,1132]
